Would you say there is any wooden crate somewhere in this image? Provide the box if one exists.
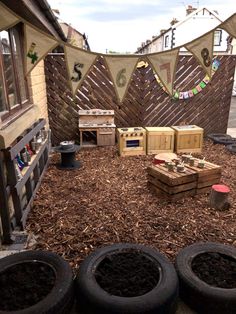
[171,125,203,153]
[117,127,146,156]
[185,158,221,194]
[145,127,175,155]
[147,164,197,201]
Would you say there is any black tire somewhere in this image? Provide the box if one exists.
[226,144,236,153]
[75,243,178,314]
[0,250,74,314]
[175,242,236,314]
[213,138,236,145]
[207,133,232,141]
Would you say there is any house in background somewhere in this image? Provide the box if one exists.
[136,6,228,54]
[227,36,236,96]
[60,21,90,50]
[0,0,66,243]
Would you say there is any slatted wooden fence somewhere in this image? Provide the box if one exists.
[45,54,236,145]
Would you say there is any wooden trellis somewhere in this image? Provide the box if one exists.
[45,54,236,145]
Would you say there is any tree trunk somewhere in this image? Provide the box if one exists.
[209,184,230,211]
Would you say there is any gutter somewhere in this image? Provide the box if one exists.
[36,0,67,41]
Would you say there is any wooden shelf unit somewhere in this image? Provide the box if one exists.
[2,119,50,232]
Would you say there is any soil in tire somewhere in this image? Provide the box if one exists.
[192,252,236,288]
[0,261,56,311]
[95,251,160,297]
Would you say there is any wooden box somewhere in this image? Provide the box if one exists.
[117,127,146,156]
[171,125,203,153]
[145,127,174,155]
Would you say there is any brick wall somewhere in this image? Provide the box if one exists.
[28,60,49,125]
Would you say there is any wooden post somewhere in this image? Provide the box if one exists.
[209,184,230,211]
[0,152,12,243]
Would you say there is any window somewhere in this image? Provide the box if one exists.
[214,30,222,46]
[0,23,30,122]
[164,35,169,48]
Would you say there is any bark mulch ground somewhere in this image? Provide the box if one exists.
[26,140,236,270]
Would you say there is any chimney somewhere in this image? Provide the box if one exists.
[160,29,167,34]
[186,5,197,15]
[170,18,179,26]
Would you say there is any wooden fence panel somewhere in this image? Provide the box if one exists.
[45,54,236,145]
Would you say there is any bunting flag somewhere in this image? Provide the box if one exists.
[104,56,140,102]
[147,49,179,96]
[185,32,214,78]
[25,25,58,75]
[221,13,236,38]
[0,3,19,31]
[65,45,98,95]
[0,1,235,99]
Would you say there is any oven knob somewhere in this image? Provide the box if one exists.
[140,133,143,136]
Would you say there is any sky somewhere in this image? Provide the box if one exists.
[47,0,235,53]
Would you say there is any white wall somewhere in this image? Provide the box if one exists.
[161,10,228,52]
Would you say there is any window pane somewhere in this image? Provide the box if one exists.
[0,71,7,112]
[11,27,28,102]
[0,30,19,108]
[214,30,221,46]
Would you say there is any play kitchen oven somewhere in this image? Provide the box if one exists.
[117,127,146,156]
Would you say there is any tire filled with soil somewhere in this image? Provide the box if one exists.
[192,252,236,289]
[95,251,160,297]
[0,250,74,314]
[175,242,236,314]
[0,261,55,311]
[75,243,179,314]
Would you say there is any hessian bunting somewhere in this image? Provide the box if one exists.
[104,56,140,102]
[221,13,236,38]
[64,45,98,96]
[0,3,19,32]
[25,25,58,75]
[185,32,214,78]
[147,49,179,96]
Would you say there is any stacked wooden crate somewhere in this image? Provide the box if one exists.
[147,159,221,200]
[147,164,198,201]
